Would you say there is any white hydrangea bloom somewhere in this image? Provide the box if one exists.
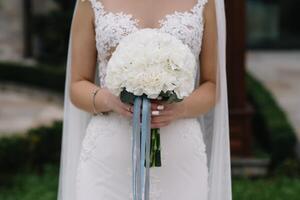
[105,29,197,99]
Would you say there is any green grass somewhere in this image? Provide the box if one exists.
[233,177,300,200]
[1,165,300,200]
[0,165,59,200]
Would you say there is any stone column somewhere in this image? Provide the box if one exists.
[0,0,24,60]
[225,0,254,157]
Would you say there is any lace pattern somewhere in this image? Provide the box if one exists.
[88,0,208,87]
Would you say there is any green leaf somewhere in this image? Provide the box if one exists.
[120,89,135,104]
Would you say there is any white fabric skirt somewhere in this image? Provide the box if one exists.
[76,112,208,200]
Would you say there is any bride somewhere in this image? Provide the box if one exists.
[58,0,231,199]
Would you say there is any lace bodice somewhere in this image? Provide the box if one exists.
[87,0,208,87]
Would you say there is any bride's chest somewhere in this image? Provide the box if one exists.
[90,0,207,60]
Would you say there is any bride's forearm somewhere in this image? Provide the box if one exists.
[70,80,111,114]
[181,81,216,118]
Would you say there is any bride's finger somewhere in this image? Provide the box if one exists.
[155,101,173,110]
[151,115,172,123]
[151,121,170,129]
[115,105,133,118]
[151,103,159,110]
[119,102,133,113]
[151,109,172,117]
[121,109,133,118]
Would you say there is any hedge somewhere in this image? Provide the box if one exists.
[246,73,297,169]
[0,62,65,93]
[0,121,62,186]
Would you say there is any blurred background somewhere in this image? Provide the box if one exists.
[0,0,299,199]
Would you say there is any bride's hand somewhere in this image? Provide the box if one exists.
[150,99,187,129]
[100,88,133,118]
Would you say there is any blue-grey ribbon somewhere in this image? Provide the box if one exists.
[141,96,151,200]
[132,97,141,200]
[132,96,151,200]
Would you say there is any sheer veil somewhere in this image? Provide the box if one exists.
[57,2,98,199]
[57,0,231,200]
[196,0,232,199]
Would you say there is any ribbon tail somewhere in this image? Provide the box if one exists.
[142,96,151,200]
[132,97,142,200]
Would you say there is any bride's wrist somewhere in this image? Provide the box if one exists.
[94,88,112,113]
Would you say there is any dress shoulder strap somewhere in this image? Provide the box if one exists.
[191,0,209,16]
[198,0,208,6]
[83,0,105,15]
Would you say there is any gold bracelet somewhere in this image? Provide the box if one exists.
[92,87,108,116]
[92,87,100,115]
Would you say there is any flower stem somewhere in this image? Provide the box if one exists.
[150,128,162,167]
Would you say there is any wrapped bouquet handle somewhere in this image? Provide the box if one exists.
[132,96,151,200]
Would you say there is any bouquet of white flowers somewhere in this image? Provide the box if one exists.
[106,29,196,100]
[105,28,197,168]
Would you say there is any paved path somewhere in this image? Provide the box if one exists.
[246,51,300,141]
[0,83,63,136]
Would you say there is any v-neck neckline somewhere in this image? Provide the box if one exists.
[96,0,201,30]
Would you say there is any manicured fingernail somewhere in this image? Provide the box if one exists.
[157,105,164,110]
[152,110,160,116]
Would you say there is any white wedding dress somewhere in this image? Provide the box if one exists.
[75,0,209,199]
